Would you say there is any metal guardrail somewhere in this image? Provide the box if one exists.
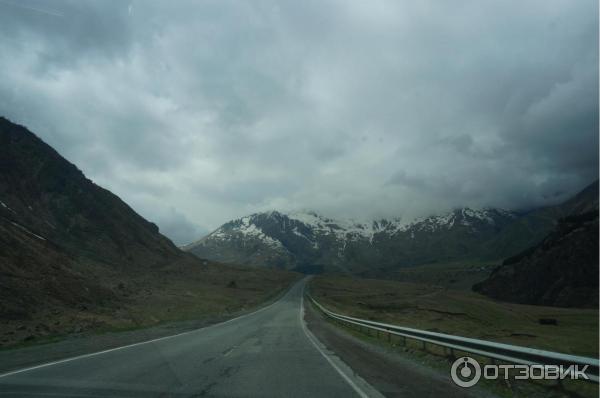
[308,295,599,383]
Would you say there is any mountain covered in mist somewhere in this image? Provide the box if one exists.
[184,208,518,273]
[185,181,598,275]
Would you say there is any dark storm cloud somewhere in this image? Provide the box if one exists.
[0,0,133,68]
[0,0,597,242]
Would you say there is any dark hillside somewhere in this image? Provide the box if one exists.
[474,210,599,308]
[484,180,599,259]
[0,117,296,347]
[0,117,182,268]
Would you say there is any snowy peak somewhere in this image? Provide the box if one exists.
[403,207,517,233]
[187,207,517,257]
[183,182,596,273]
[196,207,518,247]
[200,212,287,251]
[183,206,521,273]
[287,211,373,240]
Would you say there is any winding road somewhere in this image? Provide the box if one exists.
[0,278,379,397]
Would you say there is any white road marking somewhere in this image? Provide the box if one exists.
[0,286,289,379]
[299,285,377,398]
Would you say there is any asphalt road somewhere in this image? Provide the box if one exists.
[0,278,377,397]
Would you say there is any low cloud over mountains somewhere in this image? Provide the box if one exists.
[0,1,597,244]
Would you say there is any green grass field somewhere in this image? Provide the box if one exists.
[381,259,498,290]
[310,275,598,357]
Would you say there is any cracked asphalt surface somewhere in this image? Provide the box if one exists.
[0,278,367,397]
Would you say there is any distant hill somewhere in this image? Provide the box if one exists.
[184,207,521,273]
[473,209,599,308]
[349,208,519,273]
[185,181,599,275]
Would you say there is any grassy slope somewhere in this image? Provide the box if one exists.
[111,262,299,328]
[0,117,300,348]
[310,276,598,357]
[368,259,498,290]
[1,261,298,348]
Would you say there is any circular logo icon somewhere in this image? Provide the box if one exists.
[451,356,481,387]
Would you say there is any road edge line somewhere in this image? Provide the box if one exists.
[299,284,383,398]
[0,281,295,379]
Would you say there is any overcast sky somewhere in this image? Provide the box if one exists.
[1,0,598,244]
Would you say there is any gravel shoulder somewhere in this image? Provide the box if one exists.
[304,299,496,398]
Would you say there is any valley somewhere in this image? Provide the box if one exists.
[184,181,598,283]
[1,2,597,396]
[308,276,599,358]
[0,116,596,398]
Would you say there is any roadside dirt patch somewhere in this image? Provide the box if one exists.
[304,301,493,398]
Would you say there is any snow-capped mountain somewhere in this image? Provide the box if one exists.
[184,208,520,273]
[399,208,516,233]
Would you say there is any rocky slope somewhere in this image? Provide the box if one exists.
[186,181,598,275]
[0,117,296,347]
[473,210,599,308]
[0,116,182,269]
[481,180,599,259]
[184,210,390,273]
[0,116,189,335]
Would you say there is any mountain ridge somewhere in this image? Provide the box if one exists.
[185,207,520,273]
[185,181,598,274]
